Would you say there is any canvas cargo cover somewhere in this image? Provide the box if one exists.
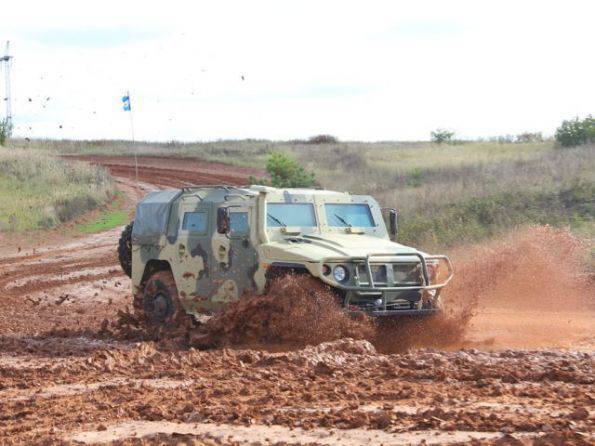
[132,189,181,244]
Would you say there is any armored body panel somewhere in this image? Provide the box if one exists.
[129,185,453,318]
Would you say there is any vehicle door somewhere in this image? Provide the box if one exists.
[209,204,258,310]
[175,199,213,313]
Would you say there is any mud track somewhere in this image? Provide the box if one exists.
[0,156,593,445]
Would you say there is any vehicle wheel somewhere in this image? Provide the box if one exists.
[118,221,134,278]
[135,270,185,327]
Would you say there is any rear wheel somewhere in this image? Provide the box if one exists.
[118,221,134,278]
[134,270,186,328]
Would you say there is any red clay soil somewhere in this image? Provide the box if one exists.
[0,156,593,445]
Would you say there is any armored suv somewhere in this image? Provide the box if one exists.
[118,185,453,325]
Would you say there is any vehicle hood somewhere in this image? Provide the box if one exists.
[260,233,425,264]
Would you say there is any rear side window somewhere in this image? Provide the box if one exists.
[182,211,208,233]
[230,212,249,236]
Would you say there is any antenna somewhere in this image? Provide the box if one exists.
[1,41,13,136]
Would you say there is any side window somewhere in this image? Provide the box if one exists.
[182,211,208,234]
[230,212,249,236]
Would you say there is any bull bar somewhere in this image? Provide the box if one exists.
[321,252,454,317]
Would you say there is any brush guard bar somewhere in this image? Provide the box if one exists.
[322,253,453,317]
[322,253,453,292]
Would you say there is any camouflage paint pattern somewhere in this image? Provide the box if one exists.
[130,185,452,318]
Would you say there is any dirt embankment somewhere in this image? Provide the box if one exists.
[0,155,592,445]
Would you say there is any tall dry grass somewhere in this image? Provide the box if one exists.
[8,138,594,249]
[0,149,114,231]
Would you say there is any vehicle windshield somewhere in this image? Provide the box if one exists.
[267,203,317,227]
[325,203,375,227]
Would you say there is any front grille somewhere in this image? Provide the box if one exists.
[393,263,422,285]
[356,264,387,285]
[355,262,422,287]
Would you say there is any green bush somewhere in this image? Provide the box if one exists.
[431,129,455,144]
[555,115,594,147]
[307,134,338,144]
[251,152,316,188]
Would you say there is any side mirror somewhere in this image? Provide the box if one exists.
[389,209,398,240]
[217,207,230,234]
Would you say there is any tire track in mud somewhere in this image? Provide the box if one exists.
[1,253,118,295]
[0,340,592,445]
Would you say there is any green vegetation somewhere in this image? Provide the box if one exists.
[398,181,593,247]
[555,115,594,147]
[0,118,10,146]
[75,191,129,233]
[10,137,595,250]
[252,152,316,188]
[76,209,129,234]
[430,129,455,144]
[0,150,115,232]
[306,134,339,144]
[515,132,543,143]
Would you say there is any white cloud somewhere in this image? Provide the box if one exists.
[1,0,593,141]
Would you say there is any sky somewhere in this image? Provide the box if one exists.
[1,0,594,142]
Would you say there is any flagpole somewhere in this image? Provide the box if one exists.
[126,91,139,189]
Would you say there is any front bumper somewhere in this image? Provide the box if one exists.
[322,252,453,317]
[353,308,441,317]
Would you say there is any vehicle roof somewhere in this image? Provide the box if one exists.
[171,185,348,203]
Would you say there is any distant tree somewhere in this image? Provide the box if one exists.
[0,118,11,147]
[516,132,543,143]
[250,152,316,188]
[431,129,455,144]
[307,134,338,144]
[555,115,594,147]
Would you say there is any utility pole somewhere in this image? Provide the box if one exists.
[1,41,13,136]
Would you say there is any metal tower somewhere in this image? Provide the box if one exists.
[1,41,12,136]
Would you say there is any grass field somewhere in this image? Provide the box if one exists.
[0,149,115,232]
[7,138,595,249]
[75,191,129,234]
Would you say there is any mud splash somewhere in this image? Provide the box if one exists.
[112,276,469,354]
[111,226,592,353]
[192,275,374,349]
[111,275,373,350]
[444,226,593,349]
[445,225,592,310]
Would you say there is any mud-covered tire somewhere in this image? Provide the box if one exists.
[134,270,186,327]
[118,221,133,278]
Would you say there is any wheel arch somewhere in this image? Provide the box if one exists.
[141,259,173,288]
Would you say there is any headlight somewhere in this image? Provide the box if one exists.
[333,265,348,282]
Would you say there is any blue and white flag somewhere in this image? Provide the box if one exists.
[122,94,131,111]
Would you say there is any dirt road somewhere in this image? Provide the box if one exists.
[65,155,261,189]
[0,156,592,445]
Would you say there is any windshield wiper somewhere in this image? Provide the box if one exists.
[267,213,286,227]
[334,213,352,227]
